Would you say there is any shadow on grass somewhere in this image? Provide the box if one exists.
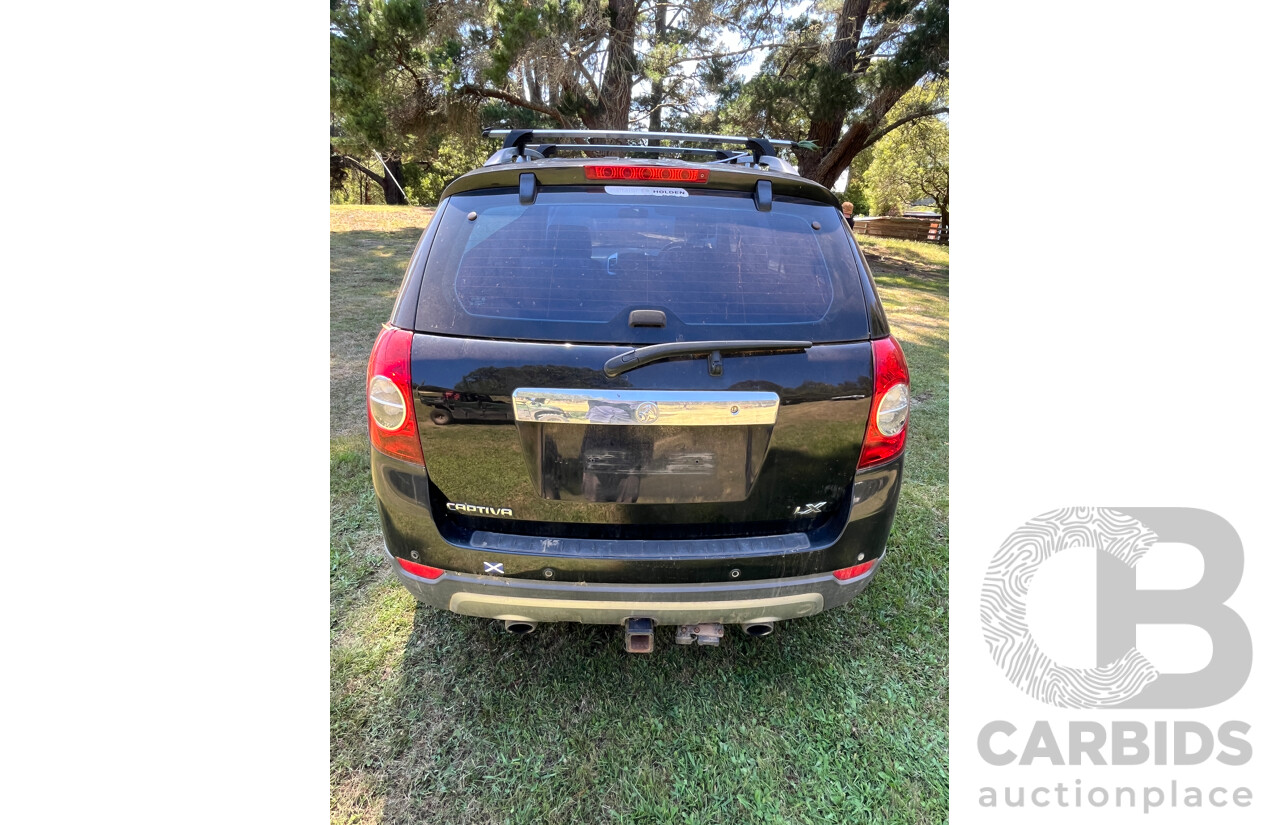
[354,560,947,824]
[330,228,426,290]
[858,240,949,273]
[874,272,950,297]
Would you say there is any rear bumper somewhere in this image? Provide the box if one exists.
[386,544,880,625]
[372,448,903,587]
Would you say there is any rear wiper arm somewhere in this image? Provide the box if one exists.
[603,340,813,378]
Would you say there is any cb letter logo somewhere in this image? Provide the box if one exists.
[980,507,1250,708]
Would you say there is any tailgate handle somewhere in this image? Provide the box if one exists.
[629,309,666,327]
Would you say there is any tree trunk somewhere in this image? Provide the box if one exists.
[524,61,542,106]
[334,151,389,201]
[381,157,406,205]
[794,0,946,188]
[587,0,638,130]
[648,1,668,143]
[798,121,874,188]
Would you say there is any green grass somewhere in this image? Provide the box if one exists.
[857,236,949,281]
[331,206,949,824]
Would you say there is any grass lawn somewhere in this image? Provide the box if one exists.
[331,206,949,824]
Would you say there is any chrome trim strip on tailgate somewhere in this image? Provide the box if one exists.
[512,388,780,426]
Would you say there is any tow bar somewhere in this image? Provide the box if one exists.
[624,617,655,653]
[675,623,725,646]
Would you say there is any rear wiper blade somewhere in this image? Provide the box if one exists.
[603,340,813,378]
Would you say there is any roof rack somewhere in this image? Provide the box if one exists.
[480,128,796,174]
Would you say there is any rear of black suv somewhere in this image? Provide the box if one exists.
[368,144,908,646]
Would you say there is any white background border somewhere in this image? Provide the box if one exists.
[952,0,1279,820]
[4,1,1279,820]
[2,2,330,819]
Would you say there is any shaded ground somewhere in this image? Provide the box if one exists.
[330,206,949,825]
[858,235,949,286]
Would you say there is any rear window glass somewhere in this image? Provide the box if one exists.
[415,188,868,344]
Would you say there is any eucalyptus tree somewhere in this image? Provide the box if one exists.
[330,1,948,198]
[330,0,485,203]
[466,0,788,130]
[864,82,949,228]
[723,0,948,187]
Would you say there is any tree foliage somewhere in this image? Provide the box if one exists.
[465,1,788,130]
[863,81,948,225]
[839,148,875,215]
[330,1,949,202]
[720,0,948,187]
[330,0,486,203]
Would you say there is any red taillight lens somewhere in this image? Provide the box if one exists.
[833,558,878,581]
[584,165,708,183]
[367,325,424,465]
[857,336,910,469]
[396,557,444,580]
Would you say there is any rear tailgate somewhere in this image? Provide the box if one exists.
[413,336,873,538]
[410,182,875,540]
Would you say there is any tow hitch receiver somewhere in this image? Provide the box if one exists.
[624,617,655,653]
[675,623,725,646]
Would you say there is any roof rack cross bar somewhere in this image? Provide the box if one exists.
[523,144,726,157]
[482,128,792,149]
[479,128,797,173]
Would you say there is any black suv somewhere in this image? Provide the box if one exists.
[367,129,908,651]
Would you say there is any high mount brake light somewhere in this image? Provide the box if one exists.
[367,326,424,465]
[857,336,909,469]
[584,165,708,183]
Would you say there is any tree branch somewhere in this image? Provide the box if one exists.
[458,84,574,128]
[333,153,386,188]
[567,48,602,101]
[864,107,949,147]
[644,42,787,67]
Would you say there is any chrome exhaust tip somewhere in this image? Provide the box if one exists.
[742,621,775,638]
[503,620,537,635]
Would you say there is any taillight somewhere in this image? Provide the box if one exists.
[584,165,708,183]
[857,336,909,469]
[367,325,424,465]
[833,558,879,581]
[396,558,444,580]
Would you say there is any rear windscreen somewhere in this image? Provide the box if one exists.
[414,188,869,344]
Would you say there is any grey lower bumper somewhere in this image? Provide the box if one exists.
[385,545,878,625]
